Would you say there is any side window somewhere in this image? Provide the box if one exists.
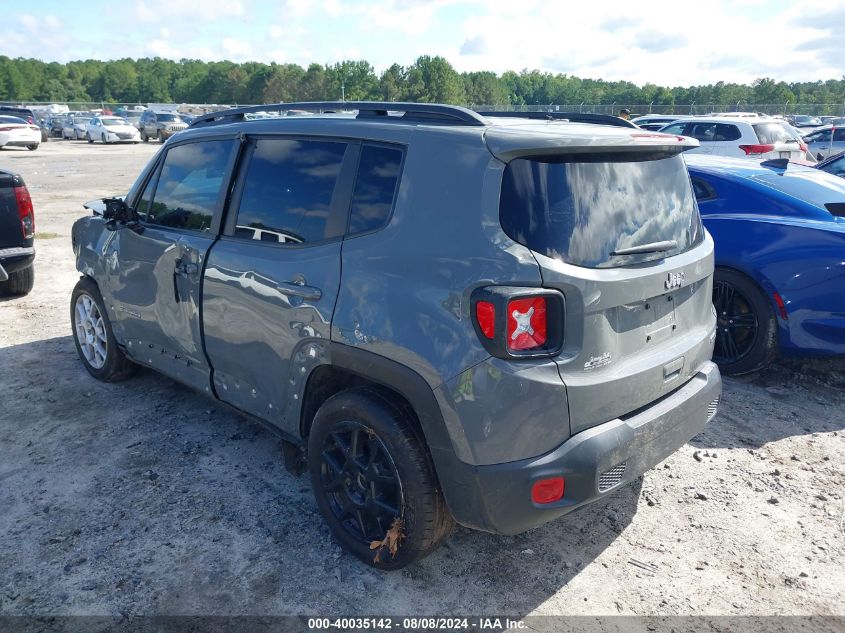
[688,123,717,142]
[135,162,162,220]
[691,177,716,202]
[714,124,741,142]
[233,138,348,245]
[809,130,831,143]
[834,129,845,142]
[661,122,687,135]
[348,145,403,235]
[146,139,234,231]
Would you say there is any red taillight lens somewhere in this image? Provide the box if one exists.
[532,477,565,504]
[14,185,35,239]
[475,301,496,339]
[0,126,19,132]
[507,296,547,351]
[739,144,776,155]
[798,141,808,153]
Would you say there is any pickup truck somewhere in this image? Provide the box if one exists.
[0,169,36,295]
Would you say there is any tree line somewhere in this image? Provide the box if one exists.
[1,55,844,112]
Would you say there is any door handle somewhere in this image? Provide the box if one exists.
[276,281,322,301]
[175,259,199,277]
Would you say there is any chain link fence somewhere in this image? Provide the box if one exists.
[5,100,845,118]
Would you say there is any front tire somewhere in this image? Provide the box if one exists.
[71,277,136,382]
[26,144,38,151]
[101,133,108,144]
[0,264,34,296]
[87,134,94,144]
[712,268,778,375]
[308,388,454,570]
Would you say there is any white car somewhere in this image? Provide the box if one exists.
[85,116,141,144]
[0,115,40,151]
[658,117,806,160]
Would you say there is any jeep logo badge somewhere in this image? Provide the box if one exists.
[665,271,685,290]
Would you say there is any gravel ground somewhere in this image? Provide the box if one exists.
[0,141,843,618]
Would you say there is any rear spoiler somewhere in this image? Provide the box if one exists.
[484,127,699,163]
[477,110,638,129]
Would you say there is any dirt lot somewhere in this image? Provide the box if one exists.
[0,140,843,618]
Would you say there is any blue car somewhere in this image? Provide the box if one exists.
[686,154,845,374]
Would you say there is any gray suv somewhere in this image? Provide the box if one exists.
[138,110,188,142]
[70,102,721,569]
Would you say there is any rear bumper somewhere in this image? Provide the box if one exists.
[444,361,721,535]
[0,246,35,274]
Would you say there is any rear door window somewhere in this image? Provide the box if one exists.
[232,138,349,245]
[499,153,703,268]
[713,124,741,141]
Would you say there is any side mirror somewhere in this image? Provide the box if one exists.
[102,197,140,230]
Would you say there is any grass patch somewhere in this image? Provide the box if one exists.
[36,232,62,240]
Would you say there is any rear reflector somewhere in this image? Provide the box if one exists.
[739,144,776,155]
[507,296,547,351]
[475,301,496,339]
[773,292,788,320]
[532,477,565,504]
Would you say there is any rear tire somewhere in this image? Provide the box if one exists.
[141,130,148,142]
[0,264,34,296]
[308,388,454,570]
[26,144,38,151]
[712,268,778,376]
[70,277,136,382]
[87,134,93,144]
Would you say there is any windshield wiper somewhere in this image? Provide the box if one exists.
[610,240,678,257]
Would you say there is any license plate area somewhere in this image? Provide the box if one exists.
[779,151,791,158]
[644,295,676,344]
[613,294,677,354]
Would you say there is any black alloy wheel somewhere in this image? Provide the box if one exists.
[713,279,758,365]
[319,421,402,545]
[711,268,778,375]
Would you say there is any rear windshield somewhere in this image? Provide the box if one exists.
[754,123,799,144]
[499,153,703,268]
[752,170,845,209]
[0,115,26,124]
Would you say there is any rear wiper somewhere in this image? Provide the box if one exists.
[610,240,678,256]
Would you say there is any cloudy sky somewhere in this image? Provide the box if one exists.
[3,0,843,86]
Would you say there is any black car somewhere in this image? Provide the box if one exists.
[0,168,36,295]
[0,107,48,142]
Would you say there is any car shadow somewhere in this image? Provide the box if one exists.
[691,357,845,450]
[0,335,642,617]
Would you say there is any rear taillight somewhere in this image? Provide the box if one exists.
[14,185,35,239]
[471,287,564,359]
[739,144,776,155]
[507,296,547,351]
[798,141,808,153]
[475,301,496,339]
[0,126,19,132]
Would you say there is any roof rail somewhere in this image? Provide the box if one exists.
[190,102,489,128]
[476,110,638,129]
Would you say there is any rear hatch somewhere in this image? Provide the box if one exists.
[489,124,716,434]
[751,121,806,160]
